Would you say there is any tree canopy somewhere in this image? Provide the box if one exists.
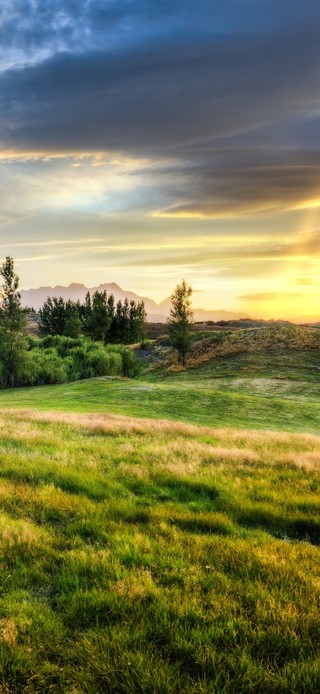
[39,291,146,345]
[0,257,29,387]
[168,279,193,366]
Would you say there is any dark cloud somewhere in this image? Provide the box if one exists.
[154,152,320,216]
[0,1,320,215]
[0,0,248,62]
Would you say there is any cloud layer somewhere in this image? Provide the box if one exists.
[0,2,319,318]
[1,1,320,215]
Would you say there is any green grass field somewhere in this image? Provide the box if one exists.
[0,326,319,691]
[0,410,319,692]
[0,373,319,434]
[1,327,320,434]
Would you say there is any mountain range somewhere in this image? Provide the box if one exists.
[20,282,251,323]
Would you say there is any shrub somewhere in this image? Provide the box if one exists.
[18,349,68,386]
[121,348,139,377]
[108,351,123,376]
[15,336,139,387]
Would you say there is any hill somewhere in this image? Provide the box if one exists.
[20,282,251,323]
[21,282,161,318]
[142,323,320,382]
[149,323,320,372]
[1,324,320,433]
[0,409,319,692]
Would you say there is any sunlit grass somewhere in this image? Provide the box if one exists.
[0,372,319,435]
[0,326,320,435]
[0,410,319,691]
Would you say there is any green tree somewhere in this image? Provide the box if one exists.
[168,279,193,366]
[83,291,111,342]
[0,257,29,387]
[128,299,147,345]
[39,296,67,336]
[109,300,123,343]
[39,297,82,338]
[63,301,82,338]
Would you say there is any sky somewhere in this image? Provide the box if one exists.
[1,0,320,319]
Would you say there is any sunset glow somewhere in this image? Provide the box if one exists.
[0,2,319,321]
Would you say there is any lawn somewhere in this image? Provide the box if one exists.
[1,326,320,434]
[0,365,319,434]
[0,410,319,692]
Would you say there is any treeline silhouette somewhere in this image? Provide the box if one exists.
[39,291,147,344]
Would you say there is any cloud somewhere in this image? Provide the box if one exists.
[239,292,303,301]
[294,277,316,285]
[3,19,320,150]
[0,0,286,68]
[0,0,320,219]
[153,151,320,217]
[115,230,320,268]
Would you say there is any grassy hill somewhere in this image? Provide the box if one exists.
[0,410,319,692]
[145,323,320,376]
[0,325,319,434]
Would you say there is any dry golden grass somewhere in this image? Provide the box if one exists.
[2,406,318,440]
[110,569,158,600]
[0,516,43,551]
[4,407,218,436]
[1,620,18,648]
[3,408,320,475]
[278,451,320,471]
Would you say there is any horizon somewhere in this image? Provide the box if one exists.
[18,278,320,323]
[1,2,320,320]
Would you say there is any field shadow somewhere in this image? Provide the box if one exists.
[173,515,233,535]
[127,475,220,505]
[0,466,117,502]
[237,509,320,545]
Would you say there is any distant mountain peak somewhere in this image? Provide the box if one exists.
[20,281,252,322]
[97,282,121,291]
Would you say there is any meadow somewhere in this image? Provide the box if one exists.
[0,325,319,434]
[0,325,319,692]
[0,410,319,692]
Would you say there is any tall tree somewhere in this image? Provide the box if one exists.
[0,257,29,387]
[39,296,68,336]
[63,300,82,338]
[128,300,147,344]
[168,280,193,366]
[38,291,146,345]
[83,291,111,342]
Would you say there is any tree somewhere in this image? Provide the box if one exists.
[83,291,111,342]
[63,301,82,338]
[0,257,29,387]
[39,296,67,336]
[109,300,123,343]
[128,299,147,345]
[39,297,82,338]
[38,291,146,345]
[168,280,193,366]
